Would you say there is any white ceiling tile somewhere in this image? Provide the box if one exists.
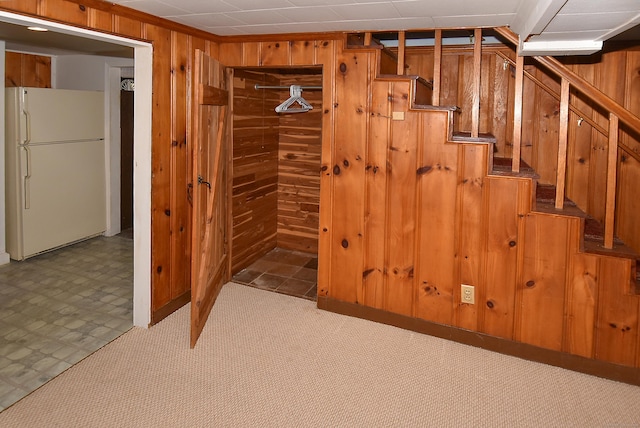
[560,0,640,14]
[330,3,401,20]
[433,14,515,28]
[392,0,519,17]
[276,6,343,22]
[171,0,240,14]
[287,0,354,5]
[223,10,289,25]
[165,13,244,27]
[117,0,190,16]
[220,0,294,10]
[546,11,635,32]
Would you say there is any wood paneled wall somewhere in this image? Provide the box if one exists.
[231,69,280,272]
[277,73,322,253]
[5,52,51,88]
[1,0,218,323]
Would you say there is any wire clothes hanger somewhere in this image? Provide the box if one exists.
[254,84,322,114]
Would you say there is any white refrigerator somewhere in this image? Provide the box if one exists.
[5,87,106,260]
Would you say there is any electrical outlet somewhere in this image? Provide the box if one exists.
[461,284,475,304]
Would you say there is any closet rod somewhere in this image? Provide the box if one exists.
[254,84,322,90]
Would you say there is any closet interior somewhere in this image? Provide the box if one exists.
[230,67,322,300]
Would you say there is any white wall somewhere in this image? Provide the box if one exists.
[0,41,10,265]
[55,55,134,237]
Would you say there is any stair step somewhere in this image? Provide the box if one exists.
[490,157,539,178]
[452,131,496,144]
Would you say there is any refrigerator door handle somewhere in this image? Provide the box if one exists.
[23,146,31,210]
[22,108,31,145]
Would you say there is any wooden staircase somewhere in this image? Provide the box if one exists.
[333,29,640,382]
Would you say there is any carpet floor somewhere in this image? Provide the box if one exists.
[1,282,639,427]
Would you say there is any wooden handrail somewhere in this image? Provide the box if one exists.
[495,26,640,136]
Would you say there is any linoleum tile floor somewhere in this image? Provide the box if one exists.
[0,234,133,411]
[232,247,318,301]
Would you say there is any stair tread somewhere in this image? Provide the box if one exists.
[491,157,539,178]
[452,131,496,143]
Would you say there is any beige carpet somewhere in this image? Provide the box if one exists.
[1,282,639,427]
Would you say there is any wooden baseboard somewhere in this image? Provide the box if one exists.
[317,296,640,386]
[151,291,191,325]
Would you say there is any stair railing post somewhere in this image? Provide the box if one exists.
[512,52,524,173]
[555,78,570,209]
[471,28,482,138]
[604,113,619,249]
[397,31,406,76]
[433,29,442,106]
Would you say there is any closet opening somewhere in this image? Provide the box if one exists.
[230,66,322,301]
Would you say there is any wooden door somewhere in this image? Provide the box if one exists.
[190,50,231,348]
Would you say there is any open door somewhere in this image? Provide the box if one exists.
[190,50,231,348]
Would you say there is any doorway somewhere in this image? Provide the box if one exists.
[229,67,322,300]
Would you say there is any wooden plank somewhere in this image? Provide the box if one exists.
[145,24,174,320]
[555,78,570,209]
[170,31,191,299]
[604,113,619,249]
[517,213,575,351]
[243,42,260,67]
[218,43,243,67]
[397,31,406,76]
[594,257,638,366]
[471,28,482,138]
[533,69,561,185]
[415,111,458,325]
[200,85,229,106]
[114,15,142,39]
[260,41,290,66]
[383,82,418,316]
[38,0,87,26]
[564,253,598,358]
[328,47,370,304]
[481,177,529,339]
[432,30,442,106]
[290,40,315,65]
[362,81,391,309]
[1,0,37,13]
[88,7,112,32]
[615,153,640,253]
[455,144,488,331]
[512,54,524,172]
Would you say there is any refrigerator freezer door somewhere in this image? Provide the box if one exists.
[19,140,106,259]
[21,87,104,143]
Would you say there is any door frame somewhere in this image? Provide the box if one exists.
[0,11,153,327]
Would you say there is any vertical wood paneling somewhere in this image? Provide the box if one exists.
[218,43,243,67]
[329,48,370,304]
[290,40,315,65]
[38,0,88,26]
[564,253,598,358]
[616,155,640,252]
[5,53,51,88]
[384,82,418,316]
[520,65,538,167]
[363,80,391,309]
[0,0,38,13]
[532,70,561,185]
[594,257,639,366]
[455,144,487,330]
[170,31,191,298]
[414,111,458,324]
[316,39,336,298]
[261,41,290,66]
[88,7,112,32]
[481,177,528,339]
[517,214,577,351]
[146,24,174,317]
[243,42,260,67]
[113,15,142,39]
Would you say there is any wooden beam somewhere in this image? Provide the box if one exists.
[471,28,482,138]
[555,78,570,209]
[397,31,405,76]
[511,53,524,173]
[604,113,619,249]
[433,29,442,106]
[364,32,372,46]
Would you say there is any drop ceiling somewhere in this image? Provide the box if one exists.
[109,0,640,54]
